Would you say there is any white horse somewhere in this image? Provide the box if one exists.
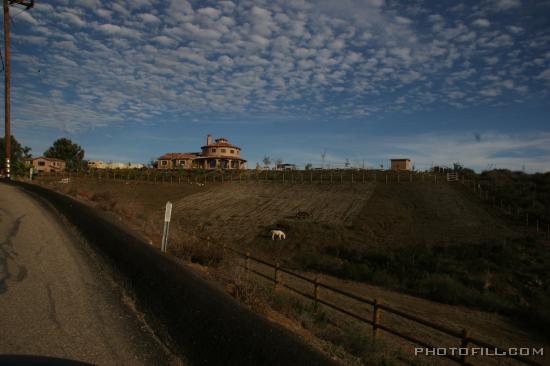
[270,230,286,240]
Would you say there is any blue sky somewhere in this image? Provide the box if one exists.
[3,0,550,171]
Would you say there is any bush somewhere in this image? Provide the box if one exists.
[90,191,117,210]
[418,274,474,305]
[171,241,223,266]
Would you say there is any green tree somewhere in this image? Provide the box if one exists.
[262,155,271,168]
[0,135,32,174]
[44,138,85,171]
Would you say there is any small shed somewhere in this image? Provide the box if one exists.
[390,159,411,171]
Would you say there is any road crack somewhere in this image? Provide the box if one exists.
[0,215,26,294]
[45,283,61,328]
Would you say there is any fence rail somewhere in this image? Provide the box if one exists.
[461,178,550,242]
[226,246,543,366]
[31,169,452,186]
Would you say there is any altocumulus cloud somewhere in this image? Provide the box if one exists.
[3,0,550,170]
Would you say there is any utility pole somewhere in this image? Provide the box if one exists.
[3,0,10,178]
[2,0,33,179]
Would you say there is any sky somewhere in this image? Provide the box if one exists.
[2,0,550,171]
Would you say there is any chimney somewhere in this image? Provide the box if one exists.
[207,134,212,145]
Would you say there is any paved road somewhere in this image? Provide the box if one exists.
[0,183,183,365]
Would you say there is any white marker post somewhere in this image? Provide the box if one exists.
[161,201,173,253]
[29,167,33,181]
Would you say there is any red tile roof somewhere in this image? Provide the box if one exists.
[32,156,66,163]
[201,141,240,149]
[158,152,200,160]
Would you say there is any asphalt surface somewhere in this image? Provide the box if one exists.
[0,183,183,366]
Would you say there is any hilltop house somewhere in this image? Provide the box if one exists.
[27,156,66,173]
[156,135,246,170]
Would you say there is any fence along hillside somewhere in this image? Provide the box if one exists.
[226,245,545,366]
[36,168,450,185]
[35,169,550,241]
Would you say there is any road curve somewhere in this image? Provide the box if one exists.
[0,182,182,365]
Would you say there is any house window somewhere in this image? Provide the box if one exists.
[161,160,167,166]
[212,148,216,153]
[38,161,45,166]
[230,150,234,154]
[180,160,186,166]
[221,149,226,153]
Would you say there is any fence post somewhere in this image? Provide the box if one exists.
[274,263,280,289]
[314,277,320,309]
[245,251,250,277]
[460,328,469,366]
[373,299,381,338]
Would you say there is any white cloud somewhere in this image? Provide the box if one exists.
[152,35,176,47]
[138,13,160,23]
[97,23,141,38]
[6,0,548,134]
[472,18,490,28]
[492,0,522,11]
[17,11,39,25]
[507,25,523,34]
[197,7,221,19]
[484,56,499,65]
[536,68,550,80]
[479,88,501,97]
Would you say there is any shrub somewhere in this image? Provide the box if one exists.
[90,191,117,210]
[171,241,223,266]
[417,274,474,305]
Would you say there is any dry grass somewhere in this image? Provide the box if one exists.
[29,176,550,366]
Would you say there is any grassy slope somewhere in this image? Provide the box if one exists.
[282,182,550,335]
[34,176,550,338]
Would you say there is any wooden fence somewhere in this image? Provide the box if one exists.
[33,169,451,186]
[222,245,544,366]
[461,178,550,241]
